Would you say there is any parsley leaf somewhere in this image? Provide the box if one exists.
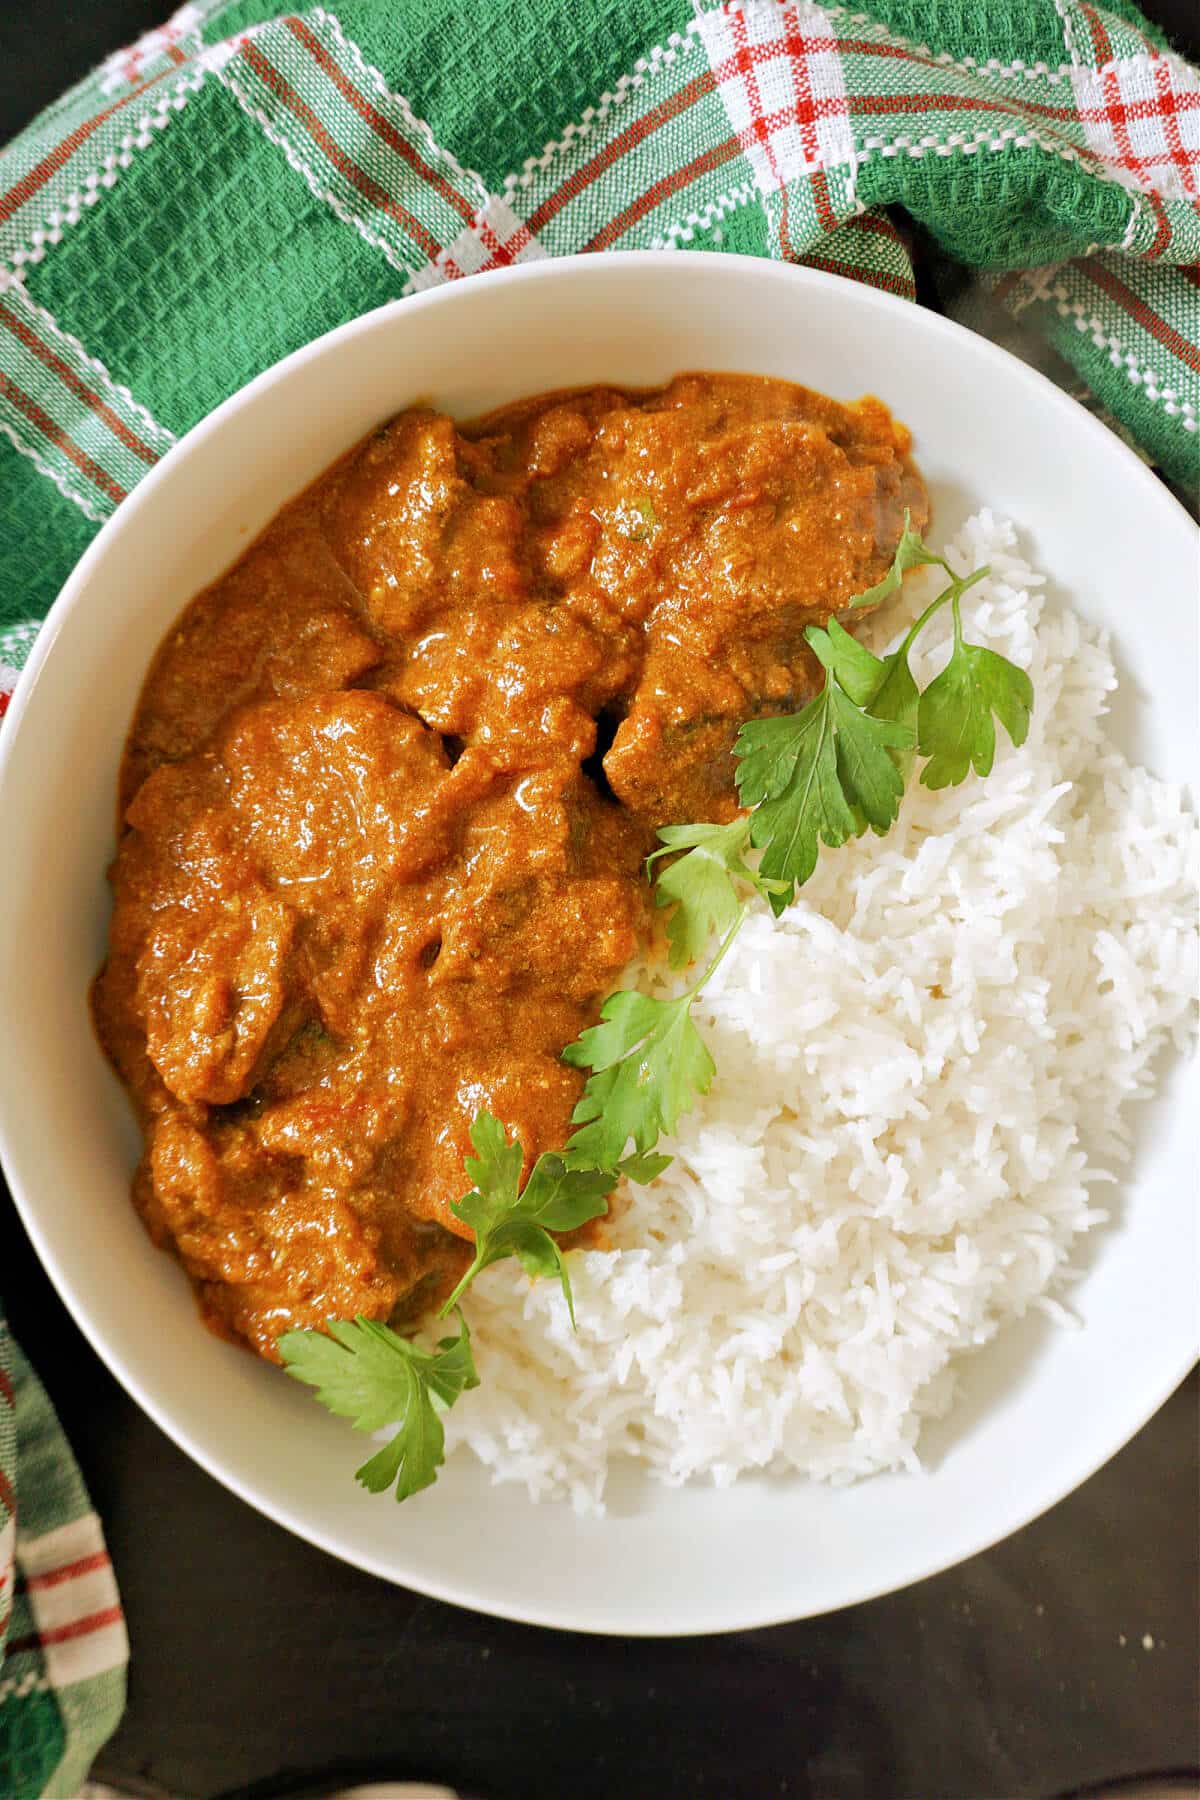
[735,677,912,912]
[810,565,995,786]
[278,1311,478,1503]
[614,1149,674,1183]
[441,1112,613,1325]
[918,594,1034,789]
[647,818,784,970]
[806,617,886,706]
[563,985,717,1166]
[867,645,920,745]
[848,508,949,610]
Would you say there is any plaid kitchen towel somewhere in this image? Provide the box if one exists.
[0,0,1197,704]
[0,1318,127,1799]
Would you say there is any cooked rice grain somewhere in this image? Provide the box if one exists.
[441,514,1199,1512]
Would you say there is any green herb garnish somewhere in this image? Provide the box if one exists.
[278,1311,479,1502]
[847,510,947,609]
[917,592,1034,787]
[735,653,913,913]
[563,517,1033,1156]
[646,819,783,970]
[561,943,728,1168]
[440,1111,614,1325]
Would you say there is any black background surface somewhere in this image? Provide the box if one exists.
[1,6,1198,1798]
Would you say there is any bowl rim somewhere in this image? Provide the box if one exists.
[1,251,1196,1634]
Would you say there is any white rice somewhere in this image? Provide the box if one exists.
[441,513,1199,1513]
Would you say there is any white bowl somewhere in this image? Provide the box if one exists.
[1,254,1196,1635]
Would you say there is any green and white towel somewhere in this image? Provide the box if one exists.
[0,0,1197,705]
[0,0,1197,1787]
[0,1323,127,1799]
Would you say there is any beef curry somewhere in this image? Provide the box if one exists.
[93,373,927,1360]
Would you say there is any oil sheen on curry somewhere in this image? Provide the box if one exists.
[93,374,928,1361]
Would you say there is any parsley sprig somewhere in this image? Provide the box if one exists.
[440,1112,614,1325]
[282,515,1035,1503]
[646,819,785,968]
[734,643,913,913]
[562,516,1033,1160]
[917,590,1034,787]
[561,911,745,1167]
[278,1312,478,1502]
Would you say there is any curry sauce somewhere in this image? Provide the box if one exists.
[93,373,928,1359]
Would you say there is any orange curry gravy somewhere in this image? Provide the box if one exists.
[93,373,928,1360]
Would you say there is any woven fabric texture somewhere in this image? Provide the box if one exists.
[0,1326,128,1799]
[0,0,1196,690]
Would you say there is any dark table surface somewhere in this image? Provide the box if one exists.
[2,7,1198,1800]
